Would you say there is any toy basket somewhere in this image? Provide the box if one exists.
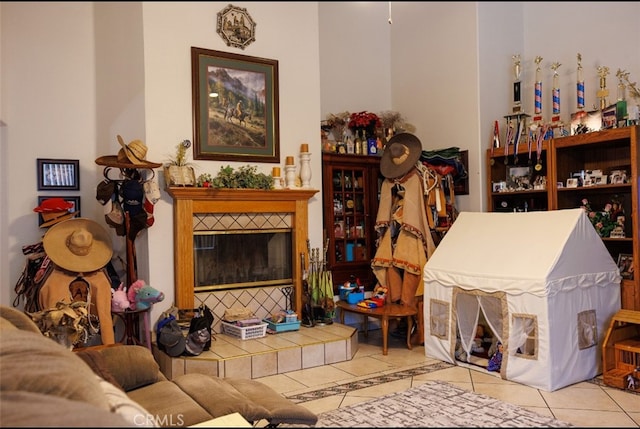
[221,321,267,340]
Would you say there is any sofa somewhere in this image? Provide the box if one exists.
[0,305,318,427]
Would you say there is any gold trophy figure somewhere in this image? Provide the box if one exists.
[616,69,629,102]
[597,66,610,110]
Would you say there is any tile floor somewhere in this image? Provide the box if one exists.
[253,328,640,428]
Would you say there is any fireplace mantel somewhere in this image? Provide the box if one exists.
[166,187,318,318]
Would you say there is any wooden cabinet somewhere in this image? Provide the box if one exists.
[487,125,640,310]
[322,153,383,291]
[552,126,639,310]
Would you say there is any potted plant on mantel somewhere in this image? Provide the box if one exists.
[164,139,196,187]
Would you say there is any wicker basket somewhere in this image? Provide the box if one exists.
[221,321,268,340]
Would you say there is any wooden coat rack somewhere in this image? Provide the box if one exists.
[95,155,161,287]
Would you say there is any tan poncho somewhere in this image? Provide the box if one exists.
[371,170,436,303]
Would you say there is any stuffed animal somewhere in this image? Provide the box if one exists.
[110,283,130,313]
[127,279,165,311]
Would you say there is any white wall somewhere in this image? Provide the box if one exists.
[2,2,639,325]
[1,2,323,327]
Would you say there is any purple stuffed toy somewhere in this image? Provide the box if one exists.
[487,341,503,372]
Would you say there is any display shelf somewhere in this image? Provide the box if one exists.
[322,153,383,291]
[486,126,639,310]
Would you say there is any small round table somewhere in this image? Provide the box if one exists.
[111,308,151,351]
[336,300,417,355]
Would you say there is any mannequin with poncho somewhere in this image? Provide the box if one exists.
[371,133,437,345]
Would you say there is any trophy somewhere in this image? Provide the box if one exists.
[616,69,629,102]
[551,62,562,122]
[576,53,585,111]
[512,54,523,113]
[533,56,543,123]
[504,54,529,160]
[615,69,629,125]
[597,65,610,110]
[550,62,566,136]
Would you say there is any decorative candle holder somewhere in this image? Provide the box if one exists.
[285,164,297,189]
[299,152,311,189]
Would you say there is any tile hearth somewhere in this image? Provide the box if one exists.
[153,323,358,380]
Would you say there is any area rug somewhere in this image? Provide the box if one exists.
[287,380,572,428]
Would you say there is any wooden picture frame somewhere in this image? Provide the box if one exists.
[37,158,80,191]
[617,253,634,280]
[191,47,279,163]
[36,195,80,227]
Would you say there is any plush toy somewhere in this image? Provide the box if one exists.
[127,279,165,311]
[110,283,130,313]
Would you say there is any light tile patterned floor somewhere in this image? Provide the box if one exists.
[253,328,640,428]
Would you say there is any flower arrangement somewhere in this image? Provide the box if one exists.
[168,139,192,167]
[378,110,416,134]
[197,173,214,187]
[348,111,381,136]
[580,197,624,238]
[324,111,350,141]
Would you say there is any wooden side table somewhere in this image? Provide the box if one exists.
[336,300,417,355]
[111,308,151,351]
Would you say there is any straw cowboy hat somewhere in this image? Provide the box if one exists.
[380,133,423,179]
[117,135,148,165]
[43,218,113,273]
[94,135,161,169]
[33,197,78,228]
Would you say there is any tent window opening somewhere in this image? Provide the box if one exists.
[511,313,538,359]
[577,309,598,350]
[430,299,449,339]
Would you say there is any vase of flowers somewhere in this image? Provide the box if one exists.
[348,111,381,139]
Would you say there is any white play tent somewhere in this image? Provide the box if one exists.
[423,209,622,391]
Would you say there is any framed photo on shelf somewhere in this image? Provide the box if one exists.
[506,165,531,190]
[566,178,579,188]
[617,253,634,280]
[191,47,279,163]
[37,158,80,191]
[36,195,80,227]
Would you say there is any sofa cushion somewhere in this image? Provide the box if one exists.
[172,374,272,424]
[0,329,109,411]
[97,345,165,391]
[95,375,157,427]
[0,391,132,427]
[75,347,124,391]
[127,380,213,427]
[225,377,318,426]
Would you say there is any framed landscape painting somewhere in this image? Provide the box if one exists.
[191,47,280,163]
